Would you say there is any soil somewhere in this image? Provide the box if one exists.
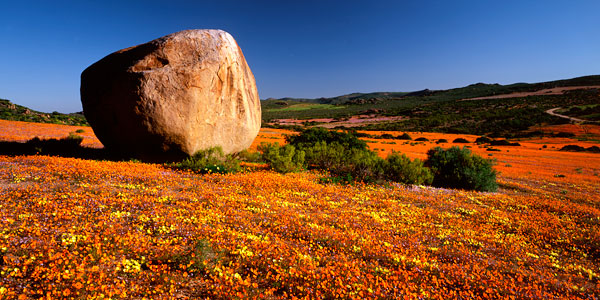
[545,107,588,123]
[461,85,600,101]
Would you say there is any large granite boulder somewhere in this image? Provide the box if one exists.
[80,29,261,161]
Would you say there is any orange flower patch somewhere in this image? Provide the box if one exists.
[0,119,102,148]
[249,128,296,151]
[533,123,600,138]
[0,121,599,298]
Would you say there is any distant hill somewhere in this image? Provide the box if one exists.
[0,98,88,126]
[263,75,600,105]
[262,75,600,137]
[2,75,599,137]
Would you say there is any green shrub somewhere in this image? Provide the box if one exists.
[286,127,367,150]
[475,136,492,144]
[397,133,412,140]
[235,149,263,163]
[257,143,305,173]
[489,140,521,146]
[415,137,429,142]
[382,152,433,185]
[302,141,433,185]
[453,138,470,143]
[426,146,498,192]
[352,131,373,138]
[276,128,435,186]
[318,174,355,185]
[75,129,85,133]
[67,132,84,143]
[436,139,448,144]
[297,141,382,182]
[172,146,240,174]
[301,141,345,171]
[339,147,384,182]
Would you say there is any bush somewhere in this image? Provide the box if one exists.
[302,141,434,185]
[258,143,305,173]
[286,127,367,150]
[274,128,434,186]
[172,146,240,174]
[338,148,384,182]
[397,133,412,140]
[436,139,448,144]
[301,141,345,171]
[489,140,521,146]
[426,146,498,192]
[415,137,429,142]
[352,132,373,138]
[560,145,585,152]
[475,136,492,144]
[382,152,433,185]
[301,141,383,182]
[560,145,600,153]
[235,149,262,163]
[588,146,600,153]
[453,138,470,143]
[554,132,575,138]
[67,132,84,143]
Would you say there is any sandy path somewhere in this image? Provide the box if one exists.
[545,107,588,123]
[461,85,600,101]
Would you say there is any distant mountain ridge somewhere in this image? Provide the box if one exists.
[261,74,600,137]
[0,98,87,126]
[1,74,599,131]
[262,75,600,104]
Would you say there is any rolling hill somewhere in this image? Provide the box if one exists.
[1,75,599,138]
[262,75,600,137]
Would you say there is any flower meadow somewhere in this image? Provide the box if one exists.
[1,120,599,299]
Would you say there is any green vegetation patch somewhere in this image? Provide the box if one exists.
[0,98,88,126]
[558,103,600,122]
[262,76,600,137]
[170,146,241,174]
[265,103,346,112]
[257,128,494,191]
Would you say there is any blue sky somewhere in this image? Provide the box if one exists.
[1,0,599,113]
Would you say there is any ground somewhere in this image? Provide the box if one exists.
[0,120,599,299]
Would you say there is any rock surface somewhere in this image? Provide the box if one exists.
[80,29,261,160]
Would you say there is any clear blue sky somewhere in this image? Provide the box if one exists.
[1,0,599,113]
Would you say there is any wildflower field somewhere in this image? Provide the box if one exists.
[1,120,599,299]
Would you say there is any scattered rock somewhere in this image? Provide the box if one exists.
[81,29,261,161]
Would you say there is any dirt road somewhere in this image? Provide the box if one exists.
[461,85,600,101]
[545,107,587,123]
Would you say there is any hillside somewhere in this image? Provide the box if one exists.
[0,98,88,126]
[2,75,599,138]
[263,75,600,137]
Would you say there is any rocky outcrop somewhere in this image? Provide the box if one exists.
[80,29,261,161]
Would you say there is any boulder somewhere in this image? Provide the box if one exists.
[80,29,261,161]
